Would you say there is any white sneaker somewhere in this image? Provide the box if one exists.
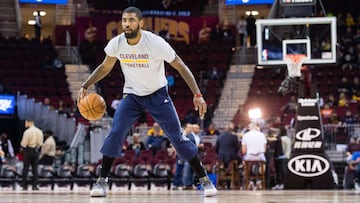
[277,184,284,190]
[272,184,280,190]
[355,182,360,192]
[248,181,255,190]
[256,180,262,190]
[199,176,217,197]
[90,177,108,197]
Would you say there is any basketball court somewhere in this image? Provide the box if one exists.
[0,190,359,203]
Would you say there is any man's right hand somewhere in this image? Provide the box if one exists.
[77,86,88,103]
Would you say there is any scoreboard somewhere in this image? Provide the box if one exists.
[280,0,316,6]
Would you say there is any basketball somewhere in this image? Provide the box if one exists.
[77,93,107,121]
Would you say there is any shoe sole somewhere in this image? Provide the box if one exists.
[204,189,217,197]
[90,190,106,197]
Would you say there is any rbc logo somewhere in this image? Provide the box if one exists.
[295,128,321,141]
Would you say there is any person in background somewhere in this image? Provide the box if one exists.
[242,122,267,189]
[145,122,169,156]
[39,130,56,166]
[166,70,175,88]
[348,151,360,191]
[128,132,146,157]
[34,11,42,42]
[204,123,220,136]
[173,123,194,190]
[20,120,44,190]
[0,133,15,163]
[236,15,247,46]
[215,122,241,167]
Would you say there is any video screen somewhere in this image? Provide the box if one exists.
[0,94,16,115]
[19,0,68,5]
[225,0,274,5]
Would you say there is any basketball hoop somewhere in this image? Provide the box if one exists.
[284,54,307,78]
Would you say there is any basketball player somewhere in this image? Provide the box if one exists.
[78,6,217,197]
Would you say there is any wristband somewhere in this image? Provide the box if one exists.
[81,85,88,89]
[194,93,203,98]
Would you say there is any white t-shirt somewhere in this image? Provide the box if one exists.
[104,30,176,96]
[242,130,267,155]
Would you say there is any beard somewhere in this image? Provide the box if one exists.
[124,25,140,39]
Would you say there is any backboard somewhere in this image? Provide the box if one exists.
[256,17,337,65]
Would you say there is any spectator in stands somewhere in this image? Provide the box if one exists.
[215,122,241,167]
[57,100,72,117]
[347,151,360,191]
[34,11,42,42]
[345,12,356,27]
[338,92,349,107]
[208,67,220,80]
[110,94,122,117]
[325,93,338,107]
[351,77,360,99]
[341,46,358,71]
[236,15,247,46]
[203,123,220,136]
[342,110,357,125]
[79,26,102,71]
[221,23,235,43]
[321,37,331,52]
[353,91,360,104]
[210,23,223,41]
[346,136,360,161]
[242,122,267,161]
[321,103,334,123]
[39,130,56,166]
[0,148,5,164]
[0,133,15,163]
[246,14,256,47]
[182,123,198,190]
[43,97,54,110]
[192,124,204,158]
[145,122,168,155]
[128,132,145,157]
[198,20,212,44]
[280,95,298,114]
[166,70,175,88]
[354,28,360,46]
[337,13,346,32]
[172,123,193,190]
[183,109,198,124]
[329,111,341,125]
[341,27,353,46]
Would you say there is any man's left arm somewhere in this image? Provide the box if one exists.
[169,55,207,119]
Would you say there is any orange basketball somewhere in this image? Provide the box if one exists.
[77,93,107,121]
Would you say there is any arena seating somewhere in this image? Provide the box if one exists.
[0,37,74,110]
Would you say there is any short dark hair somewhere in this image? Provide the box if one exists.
[45,130,53,135]
[123,6,143,20]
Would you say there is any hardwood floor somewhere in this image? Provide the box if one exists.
[0,189,359,203]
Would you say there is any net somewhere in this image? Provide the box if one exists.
[284,54,306,78]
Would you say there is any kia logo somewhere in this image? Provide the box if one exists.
[295,128,321,141]
[288,154,330,177]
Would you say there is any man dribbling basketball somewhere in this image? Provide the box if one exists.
[77,6,217,197]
